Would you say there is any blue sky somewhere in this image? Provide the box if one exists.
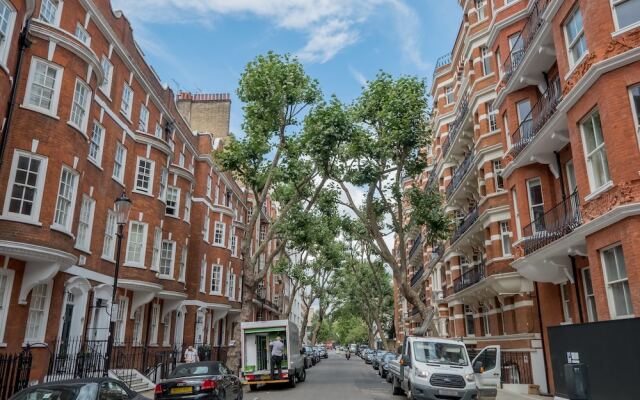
[111,0,462,135]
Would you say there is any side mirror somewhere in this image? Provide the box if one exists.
[401,354,411,367]
[473,360,484,373]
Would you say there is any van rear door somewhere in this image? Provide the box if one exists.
[471,345,501,399]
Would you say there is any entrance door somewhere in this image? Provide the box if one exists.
[60,300,75,355]
[472,345,501,399]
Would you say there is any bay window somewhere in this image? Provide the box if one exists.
[3,151,47,222]
[214,222,225,246]
[25,58,63,116]
[112,142,126,183]
[210,265,222,295]
[159,240,175,277]
[75,195,95,252]
[612,0,640,31]
[121,83,133,120]
[581,109,611,191]
[165,187,180,217]
[564,7,588,66]
[601,245,634,318]
[134,157,154,195]
[88,122,105,166]
[125,221,148,266]
[526,178,545,233]
[53,167,79,232]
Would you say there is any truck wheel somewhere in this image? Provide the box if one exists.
[297,368,306,382]
[392,376,403,395]
[248,384,257,392]
[289,374,297,388]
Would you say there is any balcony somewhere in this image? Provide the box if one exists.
[428,243,445,268]
[441,92,470,159]
[432,52,452,83]
[411,265,425,287]
[446,150,475,200]
[408,234,423,259]
[498,0,559,100]
[521,191,582,255]
[508,83,562,160]
[452,261,486,293]
[451,206,479,245]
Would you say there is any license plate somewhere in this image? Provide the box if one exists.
[261,374,272,380]
[438,389,459,396]
[170,387,193,394]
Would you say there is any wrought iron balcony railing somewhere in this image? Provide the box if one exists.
[408,233,423,259]
[432,52,453,82]
[508,82,562,159]
[451,205,480,245]
[411,265,425,287]
[453,261,486,293]
[522,190,582,255]
[429,243,445,268]
[501,0,553,86]
[441,92,470,158]
[446,150,474,199]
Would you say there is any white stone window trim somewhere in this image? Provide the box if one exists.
[1,150,48,226]
[133,156,155,197]
[210,264,223,295]
[610,0,640,35]
[68,78,92,136]
[124,220,148,268]
[22,57,64,119]
[120,82,134,121]
[158,239,176,279]
[88,121,105,168]
[580,109,612,195]
[165,186,181,218]
[23,281,53,345]
[563,6,588,70]
[52,166,79,235]
[74,194,95,253]
[74,22,91,46]
[213,221,226,246]
[0,0,17,70]
[39,0,64,27]
[112,142,127,186]
[0,268,15,345]
[600,243,635,319]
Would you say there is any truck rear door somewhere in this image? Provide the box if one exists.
[471,345,501,399]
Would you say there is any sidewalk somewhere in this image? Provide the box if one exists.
[497,389,552,400]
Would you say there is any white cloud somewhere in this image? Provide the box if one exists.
[111,0,427,66]
[348,65,368,87]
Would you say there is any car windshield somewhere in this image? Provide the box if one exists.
[413,342,468,366]
[170,363,220,378]
[13,383,98,400]
[384,354,396,361]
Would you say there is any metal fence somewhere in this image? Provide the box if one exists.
[0,349,32,399]
[467,349,534,385]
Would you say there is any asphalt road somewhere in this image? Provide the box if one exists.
[244,351,393,400]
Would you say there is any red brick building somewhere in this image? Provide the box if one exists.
[396,0,640,396]
[0,0,283,384]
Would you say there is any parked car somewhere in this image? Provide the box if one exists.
[303,346,317,367]
[10,378,145,400]
[364,349,375,364]
[317,346,328,359]
[379,352,398,379]
[372,350,388,370]
[155,361,242,400]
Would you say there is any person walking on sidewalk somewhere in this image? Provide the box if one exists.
[269,336,285,379]
[184,345,199,363]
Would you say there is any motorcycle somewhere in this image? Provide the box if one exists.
[346,352,351,360]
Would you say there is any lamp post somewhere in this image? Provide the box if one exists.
[256,283,266,321]
[103,192,132,376]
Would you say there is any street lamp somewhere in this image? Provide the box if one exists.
[256,283,266,321]
[104,192,132,376]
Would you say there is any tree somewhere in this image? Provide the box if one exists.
[215,53,343,369]
[307,72,451,333]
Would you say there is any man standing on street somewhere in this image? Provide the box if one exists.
[269,336,285,380]
[184,345,199,363]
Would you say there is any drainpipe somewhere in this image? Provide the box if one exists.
[0,19,32,167]
[569,255,584,324]
[534,282,552,394]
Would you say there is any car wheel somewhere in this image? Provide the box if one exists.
[392,376,403,396]
[249,384,258,392]
[298,368,306,383]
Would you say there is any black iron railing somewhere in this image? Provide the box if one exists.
[426,169,438,190]
[501,351,535,384]
[429,243,445,268]
[0,348,32,399]
[441,92,470,158]
[508,82,562,159]
[409,234,423,259]
[432,53,453,82]
[411,265,425,287]
[453,262,486,293]
[521,191,581,255]
[451,206,480,244]
[501,0,553,86]
[446,150,475,199]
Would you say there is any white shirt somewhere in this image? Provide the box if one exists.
[270,340,284,357]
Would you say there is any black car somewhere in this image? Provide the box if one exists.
[155,361,242,400]
[10,378,145,400]
[379,352,397,379]
[302,346,316,368]
[372,350,387,370]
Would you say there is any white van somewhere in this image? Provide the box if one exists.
[388,336,501,400]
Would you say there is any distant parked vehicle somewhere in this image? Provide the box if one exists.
[372,350,388,370]
[379,352,398,379]
[155,361,242,400]
[10,378,145,400]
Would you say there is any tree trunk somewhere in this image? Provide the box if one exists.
[226,277,255,372]
[299,299,314,346]
[310,305,324,345]
[281,283,300,320]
